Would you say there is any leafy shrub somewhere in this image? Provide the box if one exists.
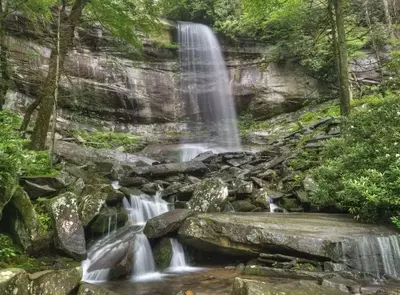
[0,234,19,262]
[0,111,56,181]
[310,95,400,226]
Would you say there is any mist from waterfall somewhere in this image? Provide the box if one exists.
[178,22,241,160]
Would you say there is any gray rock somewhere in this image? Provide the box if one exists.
[0,268,30,295]
[144,209,194,239]
[231,200,256,212]
[324,262,349,272]
[71,178,85,198]
[187,178,228,213]
[232,180,253,195]
[78,193,108,227]
[29,267,82,295]
[50,192,86,259]
[321,276,361,294]
[130,161,209,178]
[178,213,397,260]
[88,206,128,235]
[141,183,160,195]
[231,277,348,295]
[77,283,119,295]
[22,180,57,199]
[119,177,148,187]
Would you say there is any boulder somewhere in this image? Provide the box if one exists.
[231,200,256,212]
[178,213,397,260]
[144,209,194,239]
[82,184,124,206]
[22,180,58,199]
[29,267,82,295]
[0,177,17,221]
[119,176,148,187]
[321,276,361,294]
[187,178,228,213]
[231,277,348,295]
[141,182,160,195]
[77,283,119,295]
[71,178,85,198]
[5,187,48,252]
[88,206,128,235]
[85,226,137,280]
[78,193,108,227]
[130,161,209,178]
[50,192,86,259]
[152,238,173,270]
[0,268,30,295]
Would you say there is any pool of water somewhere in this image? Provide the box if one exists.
[99,268,242,295]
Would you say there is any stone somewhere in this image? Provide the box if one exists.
[257,169,277,180]
[22,180,57,199]
[78,193,108,226]
[0,177,17,220]
[231,277,348,295]
[250,177,265,188]
[88,206,128,235]
[0,268,30,295]
[187,178,228,213]
[152,238,173,269]
[226,155,254,167]
[192,152,217,163]
[29,267,82,295]
[232,180,253,195]
[178,213,397,260]
[130,161,209,178]
[324,262,348,272]
[251,156,287,174]
[71,178,85,198]
[144,209,194,239]
[231,200,256,212]
[141,183,160,195]
[49,192,86,259]
[321,276,361,294]
[119,176,148,187]
[7,187,45,252]
[82,184,124,206]
[77,283,119,295]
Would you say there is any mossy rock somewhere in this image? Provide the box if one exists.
[30,267,82,295]
[0,268,30,295]
[77,283,119,295]
[0,177,18,221]
[152,238,173,270]
[88,206,128,235]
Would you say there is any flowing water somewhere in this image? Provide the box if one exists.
[178,22,241,160]
[338,235,400,279]
[83,190,193,282]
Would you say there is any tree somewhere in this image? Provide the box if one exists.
[333,0,351,116]
[29,0,161,150]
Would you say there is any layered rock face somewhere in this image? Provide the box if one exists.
[5,19,325,131]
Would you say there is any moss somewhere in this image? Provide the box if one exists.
[152,238,173,270]
[297,104,340,127]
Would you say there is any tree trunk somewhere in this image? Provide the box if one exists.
[29,0,89,150]
[382,0,395,39]
[0,0,10,111]
[334,0,351,116]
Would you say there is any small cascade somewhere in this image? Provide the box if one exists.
[169,238,187,270]
[123,192,168,225]
[339,235,400,279]
[269,197,279,213]
[111,181,121,190]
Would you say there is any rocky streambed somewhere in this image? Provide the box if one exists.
[1,115,400,294]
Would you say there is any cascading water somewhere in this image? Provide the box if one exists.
[82,190,193,282]
[178,22,241,160]
[338,235,400,279]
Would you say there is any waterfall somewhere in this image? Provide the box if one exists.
[178,22,241,160]
[339,235,400,279]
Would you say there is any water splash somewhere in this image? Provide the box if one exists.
[178,22,241,159]
[168,238,202,273]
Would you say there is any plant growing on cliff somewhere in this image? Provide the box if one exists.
[310,95,400,227]
[26,0,162,150]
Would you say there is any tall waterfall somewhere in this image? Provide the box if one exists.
[178,22,241,158]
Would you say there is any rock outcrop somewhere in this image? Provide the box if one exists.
[178,213,397,260]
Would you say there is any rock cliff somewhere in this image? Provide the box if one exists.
[5,17,327,133]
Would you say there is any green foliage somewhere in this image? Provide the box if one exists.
[297,104,340,127]
[33,200,52,233]
[86,0,162,49]
[73,129,143,152]
[310,95,400,226]
[0,234,19,262]
[238,114,269,136]
[0,111,57,190]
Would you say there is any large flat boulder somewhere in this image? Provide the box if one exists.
[129,161,208,178]
[178,213,398,260]
[144,209,194,239]
[231,278,347,295]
